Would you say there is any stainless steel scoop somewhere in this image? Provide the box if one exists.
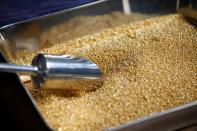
[0,54,103,90]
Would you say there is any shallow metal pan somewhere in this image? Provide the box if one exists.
[0,0,196,130]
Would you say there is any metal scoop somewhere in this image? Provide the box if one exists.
[0,54,103,90]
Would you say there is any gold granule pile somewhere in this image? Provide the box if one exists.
[40,12,148,48]
[16,14,197,130]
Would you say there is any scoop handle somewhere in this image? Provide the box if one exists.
[0,63,38,76]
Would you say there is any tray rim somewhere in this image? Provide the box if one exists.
[0,0,110,30]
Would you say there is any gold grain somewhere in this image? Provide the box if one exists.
[15,14,197,131]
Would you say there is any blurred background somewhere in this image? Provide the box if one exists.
[0,0,98,27]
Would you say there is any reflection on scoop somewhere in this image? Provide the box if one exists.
[0,54,103,91]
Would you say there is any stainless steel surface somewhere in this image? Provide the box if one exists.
[0,0,197,130]
[31,54,103,90]
[0,54,103,90]
[0,32,15,60]
[108,102,197,131]
[0,63,38,76]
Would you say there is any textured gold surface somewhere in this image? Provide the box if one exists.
[16,14,197,130]
[40,12,148,48]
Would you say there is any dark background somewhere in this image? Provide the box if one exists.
[0,0,98,27]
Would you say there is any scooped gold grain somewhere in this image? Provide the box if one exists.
[16,14,197,131]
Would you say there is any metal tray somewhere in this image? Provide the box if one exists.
[0,0,197,130]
